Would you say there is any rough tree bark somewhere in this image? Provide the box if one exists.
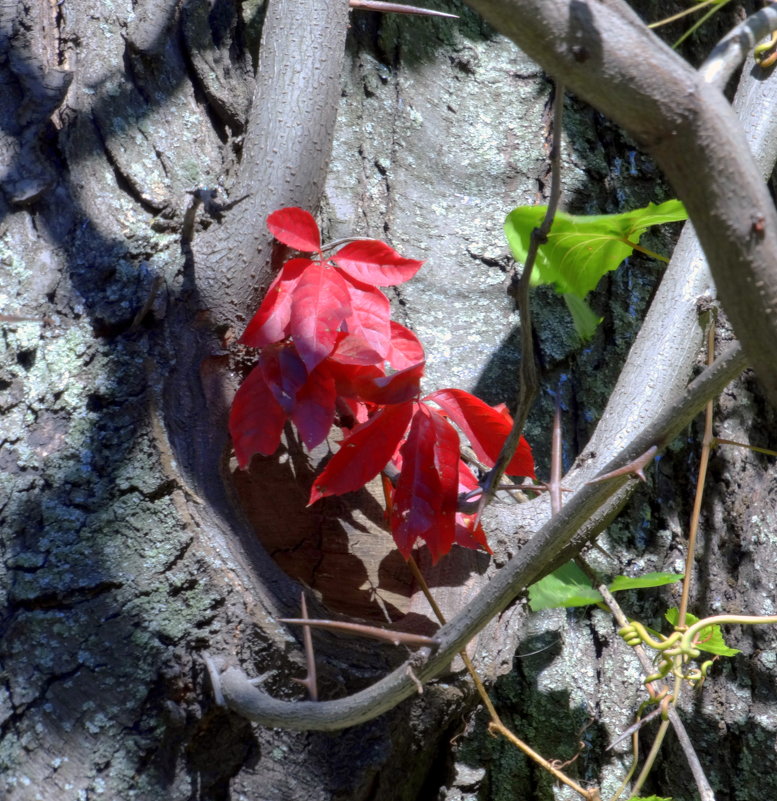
[1,1,776,801]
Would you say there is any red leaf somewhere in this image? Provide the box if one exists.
[229,365,287,467]
[424,388,535,478]
[391,407,437,558]
[342,278,392,360]
[454,460,492,553]
[492,402,510,418]
[319,356,384,397]
[258,343,308,414]
[390,406,457,561]
[267,207,321,252]
[333,240,423,286]
[290,261,352,371]
[309,401,414,504]
[455,513,492,552]
[338,396,371,427]
[386,321,425,369]
[352,360,424,405]
[328,332,384,366]
[291,366,337,450]
[240,258,311,348]
[323,332,424,404]
[425,411,459,560]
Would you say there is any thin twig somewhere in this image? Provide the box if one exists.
[586,445,659,486]
[293,592,319,701]
[550,391,563,515]
[607,706,663,751]
[678,321,715,628]
[630,705,674,798]
[648,0,719,30]
[406,556,500,721]
[278,618,437,648]
[407,553,598,800]
[589,573,716,801]
[478,80,565,517]
[714,438,777,458]
[489,720,600,800]
[349,0,459,18]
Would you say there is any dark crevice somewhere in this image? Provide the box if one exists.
[15,348,36,369]
[9,580,124,611]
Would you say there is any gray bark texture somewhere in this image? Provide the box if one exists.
[1,1,776,800]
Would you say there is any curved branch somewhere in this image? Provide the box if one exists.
[192,0,349,330]
[580,44,777,474]
[215,342,746,730]
[461,0,777,407]
[700,5,777,88]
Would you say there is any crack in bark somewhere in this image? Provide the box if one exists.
[7,581,124,612]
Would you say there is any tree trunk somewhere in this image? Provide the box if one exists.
[2,2,775,800]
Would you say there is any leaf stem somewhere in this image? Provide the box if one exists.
[622,239,670,263]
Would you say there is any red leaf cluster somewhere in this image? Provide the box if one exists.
[309,390,535,561]
[230,207,535,562]
[242,208,421,372]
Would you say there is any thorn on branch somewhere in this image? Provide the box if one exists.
[586,444,659,486]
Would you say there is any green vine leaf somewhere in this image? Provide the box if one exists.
[563,292,602,341]
[528,562,603,610]
[528,565,684,612]
[608,572,684,592]
[626,795,673,801]
[504,199,687,338]
[665,608,742,657]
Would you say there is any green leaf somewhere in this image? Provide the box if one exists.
[625,795,673,801]
[563,293,602,342]
[529,567,685,612]
[608,572,684,592]
[664,608,741,657]
[528,562,603,611]
[504,199,687,299]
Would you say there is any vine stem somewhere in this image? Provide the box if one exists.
[587,578,715,801]
[648,0,720,29]
[679,614,777,654]
[629,318,718,799]
[677,320,715,627]
[478,80,565,518]
[629,685,677,798]
[714,438,777,458]
[406,554,598,800]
